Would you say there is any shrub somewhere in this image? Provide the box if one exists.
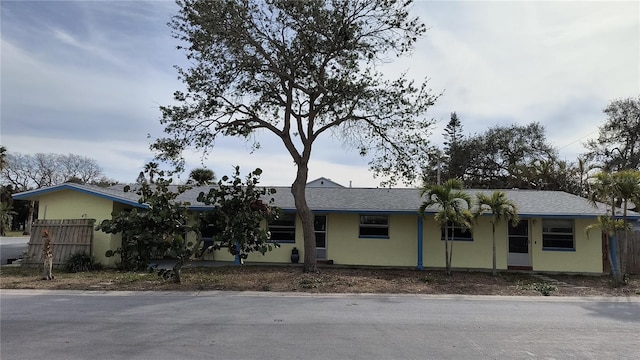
[532,281,557,296]
[64,253,103,273]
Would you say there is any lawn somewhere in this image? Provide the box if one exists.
[1,265,638,297]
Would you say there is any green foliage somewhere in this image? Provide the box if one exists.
[419,179,472,225]
[197,167,279,259]
[153,0,439,271]
[474,192,519,226]
[516,280,557,296]
[531,282,557,296]
[585,216,628,239]
[189,168,216,185]
[424,122,571,190]
[442,112,465,180]
[153,0,437,184]
[584,96,640,172]
[419,179,472,275]
[0,202,17,236]
[97,166,279,282]
[143,162,160,184]
[587,170,640,282]
[96,170,193,271]
[474,191,519,276]
[64,252,103,273]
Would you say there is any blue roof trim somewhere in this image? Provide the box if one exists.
[187,206,215,211]
[516,213,640,220]
[12,184,147,209]
[278,209,420,215]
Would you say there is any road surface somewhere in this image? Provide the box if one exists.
[1,291,638,360]
[0,236,29,265]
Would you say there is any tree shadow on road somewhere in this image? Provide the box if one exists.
[581,300,640,323]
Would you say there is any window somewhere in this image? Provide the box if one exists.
[542,219,574,250]
[198,216,227,250]
[200,223,218,240]
[441,222,473,241]
[269,213,296,243]
[359,215,389,238]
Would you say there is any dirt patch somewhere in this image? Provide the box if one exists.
[1,265,638,297]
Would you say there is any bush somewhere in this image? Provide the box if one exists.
[64,253,103,273]
[532,281,557,296]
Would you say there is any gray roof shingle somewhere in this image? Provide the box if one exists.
[13,183,637,219]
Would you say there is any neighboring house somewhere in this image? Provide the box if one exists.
[306,177,345,188]
[13,183,638,274]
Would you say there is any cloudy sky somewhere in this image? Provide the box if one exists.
[1,0,638,187]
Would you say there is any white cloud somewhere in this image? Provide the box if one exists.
[1,38,177,141]
[404,0,639,158]
[1,0,639,189]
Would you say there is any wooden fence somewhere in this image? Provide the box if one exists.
[23,219,95,266]
[621,230,640,274]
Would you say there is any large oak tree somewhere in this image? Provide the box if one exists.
[153,0,438,271]
[584,96,640,172]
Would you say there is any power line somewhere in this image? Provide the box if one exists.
[558,129,599,151]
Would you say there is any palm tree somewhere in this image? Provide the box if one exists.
[136,171,147,184]
[474,191,519,276]
[611,170,640,277]
[587,170,640,281]
[576,156,593,197]
[189,168,216,186]
[588,171,620,279]
[585,215,629,280]
[144,162,159,184]
[0,202,17,236]
[419,179,472,275]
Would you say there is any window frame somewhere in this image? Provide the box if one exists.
[268,212,297,244]
[542,219,575,251]
[359,214,390,239]
[440,221,473,242]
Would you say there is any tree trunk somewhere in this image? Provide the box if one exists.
[291,163,316,273]
[492,222,497,276]
[173,266,182,283]
[610,234,623,283]
[621,229,628,279]
[609,199,622,282]
[171,237,203,284]
[447,239,453,275]
[444,219,451,275]
[622,200,631,280]
[25,200,35,234]
[604,234,615,278]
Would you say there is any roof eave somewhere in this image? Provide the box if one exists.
[12,184,146,209]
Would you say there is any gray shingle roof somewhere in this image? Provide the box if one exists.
[268,187,633,218]
[13,183,638,219]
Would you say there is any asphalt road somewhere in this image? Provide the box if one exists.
[1,291,639,360]
[0,236,29,265]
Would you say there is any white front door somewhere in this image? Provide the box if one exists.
[508,220,530,267]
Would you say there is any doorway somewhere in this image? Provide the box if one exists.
[508,220,530,268]
[315,215,327,260]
